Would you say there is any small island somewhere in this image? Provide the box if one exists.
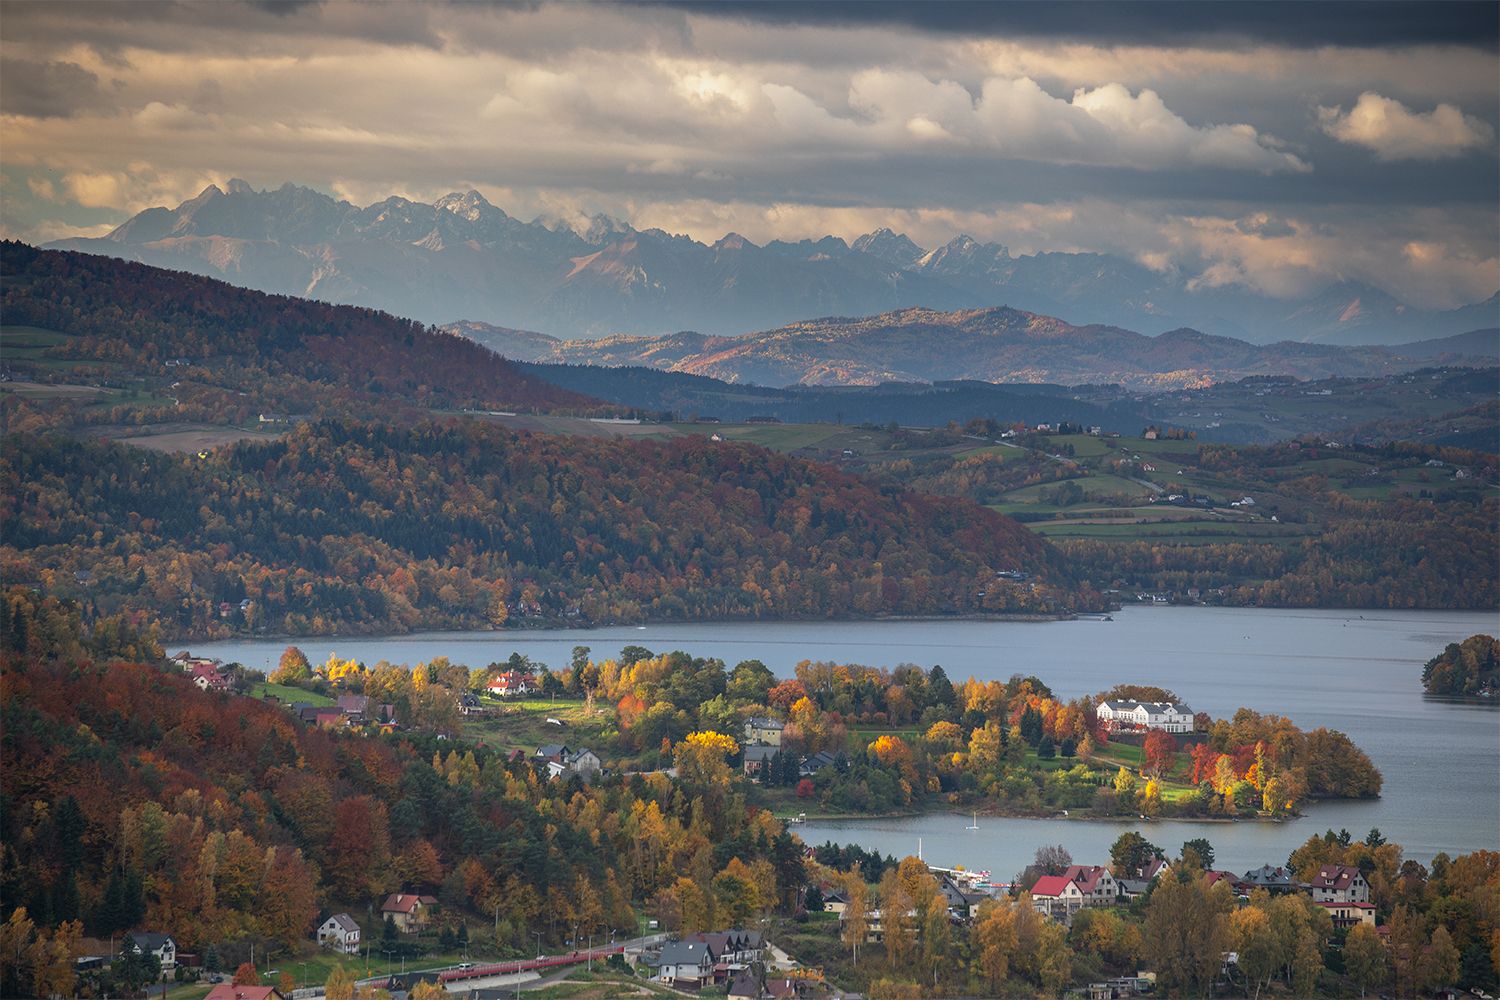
[1422,634,1499,699]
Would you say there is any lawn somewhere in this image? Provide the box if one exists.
[1031,521,1308,542]
[461,697,617,753]
[713,422,848,451]
[249,681,336,706]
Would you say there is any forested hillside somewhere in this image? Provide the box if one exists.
[0,591,806,986]
[1,419,1080,637]
[0,242,592,421]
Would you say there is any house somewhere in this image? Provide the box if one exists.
[204,985,283,1000]
[1095,700,1193,734]
[743,745,779,777]
[938,876,990,921]
[189,662,232,693]
[1136,857,1171,881]
[121,932,175,976]
[299,706,345,728]
[1316,900,1376,929]
[655,940,714,987]
[1061,865,1119,907]
[459,692,483,715]
[1029,875,1086,919]
[798,751,839,777]
[570,748,603,778]
[534,744,571,765]
[1116,878,1152,902]
[336,694,369,720]
[317,913,360,953]
[821,888,850,915]
[728,971,762,1000]
[1240,864,1296,894]
[744,717,785,746]
[1305,864,1370,904]
[380,893,438,933]
[486,670,536,697]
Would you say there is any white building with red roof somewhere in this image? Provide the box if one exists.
[486,670,536,697]
[1029,874,1087,919]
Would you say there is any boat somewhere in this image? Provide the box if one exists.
[966,811,979,830]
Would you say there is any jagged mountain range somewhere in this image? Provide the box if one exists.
[45,180,1497,346]
[448,308,1496,391]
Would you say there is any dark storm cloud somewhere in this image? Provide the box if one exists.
[0,58,110,118]
[650,1,1500,51]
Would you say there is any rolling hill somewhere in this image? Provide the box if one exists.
[458,307,1492,391]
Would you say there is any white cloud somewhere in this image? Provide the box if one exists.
[1318,92,1495,160]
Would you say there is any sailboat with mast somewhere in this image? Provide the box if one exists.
[966,811,979,830]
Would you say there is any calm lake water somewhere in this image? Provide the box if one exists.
[191,607,1499,873]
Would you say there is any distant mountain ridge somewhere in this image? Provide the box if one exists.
[46,179,1498,345]
[447,308,1494,391]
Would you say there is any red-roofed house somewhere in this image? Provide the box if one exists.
[1062,865,1119,906]
[203,986,283,1000]
[1316,900,1376,929]
[189,663,232,693]
[486,671,536,697]
[1029,875,1086,919]
[1306,864,1370,904]
[380,893,438,933]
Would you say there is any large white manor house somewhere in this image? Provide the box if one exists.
[1096,699,1194,733]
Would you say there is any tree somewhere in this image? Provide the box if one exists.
[1420,925,1461,993]
[841,872,868,966]
[1143,730,1178,777]
[974,900,1018,992]
[1181,837,1215,871]
[325,964,355,1000]
[410,982,447,1000]
[1109,832,1160,879]
[270,645,312,683]
[1143,872,1234,996]
[233,961,260,985]
[1344,923,1387,997]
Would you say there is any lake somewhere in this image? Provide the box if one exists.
[190,607,1499,874]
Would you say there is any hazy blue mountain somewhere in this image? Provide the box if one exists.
[47,180,1497,344]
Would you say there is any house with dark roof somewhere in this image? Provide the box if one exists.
[799,751,839,777]
[743,745,779,777]
[655,940,714,987]
[1239,864,1296,894]
[728,970,762,1000]
[316,913,360,953]
[534,744,571,765]
[1305,864,1370,904]
[121,932,175,976]
[1315,900,1376,929]
[1095,700,1193,733]
[744,717,785,746]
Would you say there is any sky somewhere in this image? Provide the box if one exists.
[1,0,1497,308]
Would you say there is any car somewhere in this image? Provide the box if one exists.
[457,962,474,970]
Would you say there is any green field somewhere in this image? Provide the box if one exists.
[1033,520,1310,542]
[249,681,337,705]
[460,697,617,754]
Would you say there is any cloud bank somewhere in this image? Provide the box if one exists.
[0,0,1495,308]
